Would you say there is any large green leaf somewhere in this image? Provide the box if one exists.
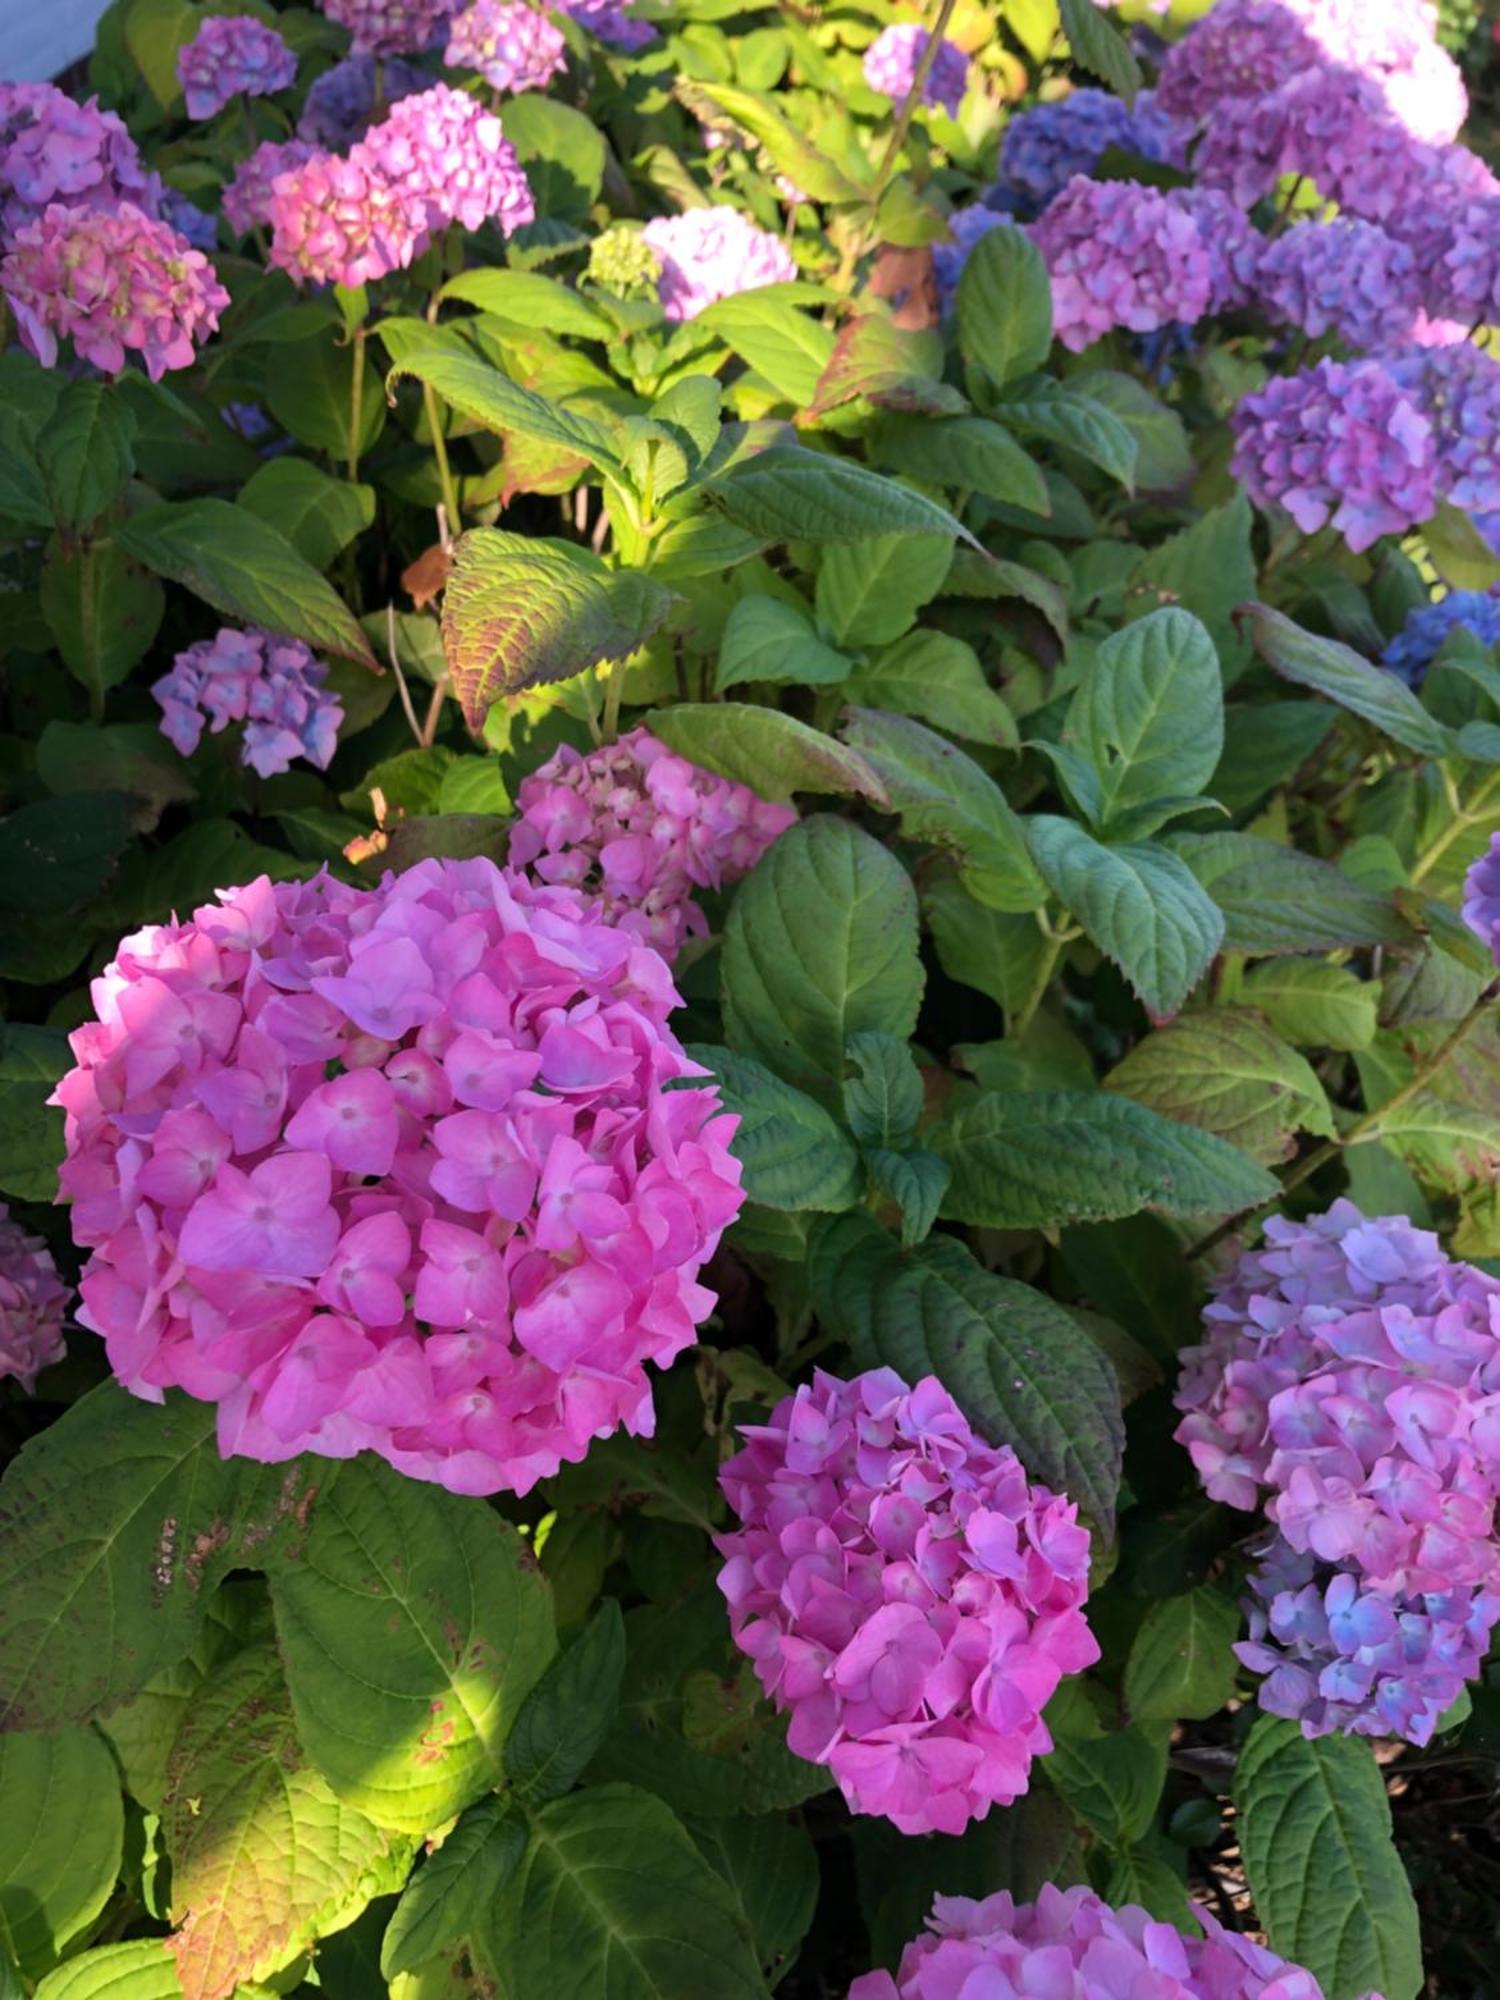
[931,1088,1277,1228]
[504,1600,627,1805]
[687,1045,863,1213]
[715,595,850,692]
[1243,604,1456,759]
[114,500,376,668]
[1234,1718,1423,2000]
[1046,1726,1166,1848]
[1123,1588,1242,1726]
[439,529,673,725]
[380,1798,527,1980]
[722,816,924,1106]
[809,1215,1123,1534]
[0,793,133,915]
[1132,494,1256,668]
[385,351,622,473]
[695,291,836,406]
[441,268,613,340]
[1027,817,1224,1018]
[32,1943,182,2000]
[956,226,1054,390]
[689,1815,817,1992]
[845,630,1019,749]
[678,82,864,203]
[0,1022,69,1203]
[1239,959,1380,1051]
[704,446,967,545]
[815,531,953,649]
[876,415,1050,519]
[36,382,135,530]
[238,459,375,573]
[997,378,1136,489]
[0,1386,321,1731]
[267,1453,555,1835]
[502,93,607,219]
[648,703,884,803]
[1167,833,1412,955]
[1106,1009,1334,1164]
[1057,0,1141,96]
[0,1729,124,1976]
[39,541,164,702]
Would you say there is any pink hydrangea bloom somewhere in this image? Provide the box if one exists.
[1462,832,1500,964]
[853,1884,1385,2000]
[1256,219,1425,352]
[266,146,425,288]
[54,859,743,1497]
[862,24,969,118]
[641,206,796,321]
[445,0,567,92]
[1029,176,1215,352]
[507,727,795,956]
[1,201,228,380]
[1230,358,1437,552]
[152,627,344,779]
[0,81,160,246]
[224,139,317,237]
[1165,186,1262,313]
[0,1204,68,1392]
[321,0,460,57]
[716,1368,1098,1836]
[176,16,297,121]
[1175,1201,1500,1741]
[357,83,534,237]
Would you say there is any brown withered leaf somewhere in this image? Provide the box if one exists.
[868,244,938,331]
[402,543,453,610]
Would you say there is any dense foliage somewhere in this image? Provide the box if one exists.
[0,0,1499,1994]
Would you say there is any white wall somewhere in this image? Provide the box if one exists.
[0,0,114,82]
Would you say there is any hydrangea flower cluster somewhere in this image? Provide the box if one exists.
[0,81,160,247]
[297,54,426,148]
[321,0,459,56]
[853,1885,1382,2000]
[152,627,344,779]
[1256,219,1425,352]
[176,16,297,121]
[508,727,795,955]
[1462,833,1500,967]
[1385,344,1500,517]
[640,206,796,321]
[1383,590,1500,686]
[1028,176,1215,351]
[862,25,969,118]
[586,223,662,297]
[933,205,1011,316]
[1230,359,1437,552]
[1167,185,1263,313]
[553,0,653,51]
[444,0,567,93]
[160,192,219,253]
[54,858,743,1496]
[1175,1202,1500,1741]
[225,139,317,238]
[266,150,424,288]
[998,87,1188,209]
[715,1368,1098,1836]
[0,1205,68,1393]
[2,201,229,380]
[1429,198,1500,330]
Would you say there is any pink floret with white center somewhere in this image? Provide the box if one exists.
[0,1205,68,1392]
[716,1367,1098,1837]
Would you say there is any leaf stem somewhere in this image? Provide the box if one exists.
[423,384,460,551]
[346,326,366,484]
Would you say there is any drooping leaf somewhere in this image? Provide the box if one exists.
[677,82,864,203]
[695,291,836,407]
[0,1728,125,1976]
[238,459,376,572]
[705,445,968,545]
[1243,604,1457,759]
[997,378,1136,488]
[1168,833,1413,955]
[1106,1009,1334,1164]
[1239,959,1380,1051]
[648,703,885,803]
[385,351,623,473]
[1124,1588,1242,1725]
[504,1600,627,1804]
[1057,0,1142,97]
[688,1045,863,1213]
[380,1799,527,1980]
[441,268,613,340]
[815,531,953,649]
[876,414,1050,519]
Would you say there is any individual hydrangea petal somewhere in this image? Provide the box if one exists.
[1028,175,1216,351]
[176,16,297,121]
[0,1204,68,1392]
[356,82,535,237]
[444,0,567,91]
[1175,1200,1500,1742]
[640,206,796,321]
[297,53,428,148]
[862,25,969,117]
[1382,589,1500,685]
[152,627,344,778]
[716,1367,1098,1837]
[54,858,744,1497]
[0,81,161,247]
[1462,832,1500,965]
[320,0,461,57]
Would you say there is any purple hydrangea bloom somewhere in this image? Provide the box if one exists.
[1386,343,1500,517]
[1196,67,1418,219]
[0,1204,68,1392]
[1429,198,1500,330]
[176,16,297,121]
[552,0,653,50]
[297,54,427,148]
[1166,185,1262,312]
[932,204,1012,316]
[1230,357,1437,552]
[159,190,218,252]
[444,0,567,92]
[641,206,796,322]
[1029,176,1215,352]
[0,82,161,248]
[320,0,460,57]
[1156,0,1320,120]
[224,139,317,237]
[1256,218,1425,351]
[862,25,969,118]
[153,627,344,778]
[1383,590,1500,685]
[998,87,1188,209]
[1463,833,1500,964]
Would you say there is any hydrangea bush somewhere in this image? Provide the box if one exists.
[0,0,1497,1995]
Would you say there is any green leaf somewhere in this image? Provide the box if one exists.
[1058,0,1142,97]
[809,1216,1123,1534]
[36,383,135,529]
[39,540,165,701]
[1243,604,1457,758]
[679,82,864,203]
[722,816,924,1106]
[1131,494,1256,669]
[944,545,1069,646]
[956,227,1054,389]
[265,331,385,462]
[922,869,1055,1020]
[1069,371,1189,491]
[931,1088,1277,1228]
[1425,500,1500,592]
[815,531,953,648]
[695,291,836,406]
[381,1798,526,1980]
[1168,833,1412,955]
[876,414,1050,519]
[1239,959,1379,1051]
[36,721,194,829]
[485,1783,766,1999]
[0,1024,68,1203]
[688,1045,863,1212]
[1103,1847,1198,1933]
[32,1942,181,2000]
[1107,1009,1334,1164]
[845,630,1019,749]
[386,351,622,473]
[865,1147,950,1248]
[1058,1216,1200,1365]
[648,703,885,803]
[115,499,377,669]
[267,1454,555,1836]
[842,1032,923,1149]
[0,1729,125,1976]
[442,268,612,339]
[1124,1588,1242,1725]
[997,379,1136,488]
[505,1601,628,1804]
[1234,1718,1423,2000]
[1062,609,1225,837]
[162,1643,405,1999]
[841,708,1045,913]
[803,313,950,421]
[1027,817,1224,1018]
[715,595,850,692]
[1046,1726,1166,1847]
[0,793,134,914]
[238,460,375,572]
[124,0,193,106]
[502,92,607,218]
[439,529,673,726]
[705,445,968,545]
[689,1815,817,1991]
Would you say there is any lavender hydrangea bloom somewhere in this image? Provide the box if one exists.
[0,1204,68,1392]
[862,25,968,117]
[1383,590,1500,685]
[1166,186,1262,312]
[1463,833,1500,964]
[932,205,1011,316]
[1257,219,1426,351]
[552,0,653,50]
[1029,176,1214,351]
[1386,343,1500,516]
[320,0,460,57]
[0,82,161,247]
[177,16,297,121]
[153,628,344,779]
[1000,88,1157,208]
[297,54,427,147]
[1430,198,1500,330]
[444,0,567,93]
[1197,68,1418,220]
[159,190,218,252]
[641,207,796,322]
[1156,0,1320,120]
[224,139,317,237]
[1230,358,1437,552]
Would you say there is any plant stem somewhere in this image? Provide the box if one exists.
[346,327,366,483]
[1012,911,1080,1039]
[870,0,960,205]
[1411,766,1500,885]
[423,384,460,549]
[601,665,624,745]
[386,603,426,747]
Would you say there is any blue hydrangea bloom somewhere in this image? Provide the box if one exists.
[998,87,1188,210]
[932,205,1012,316]
[1382,589,1500,685]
